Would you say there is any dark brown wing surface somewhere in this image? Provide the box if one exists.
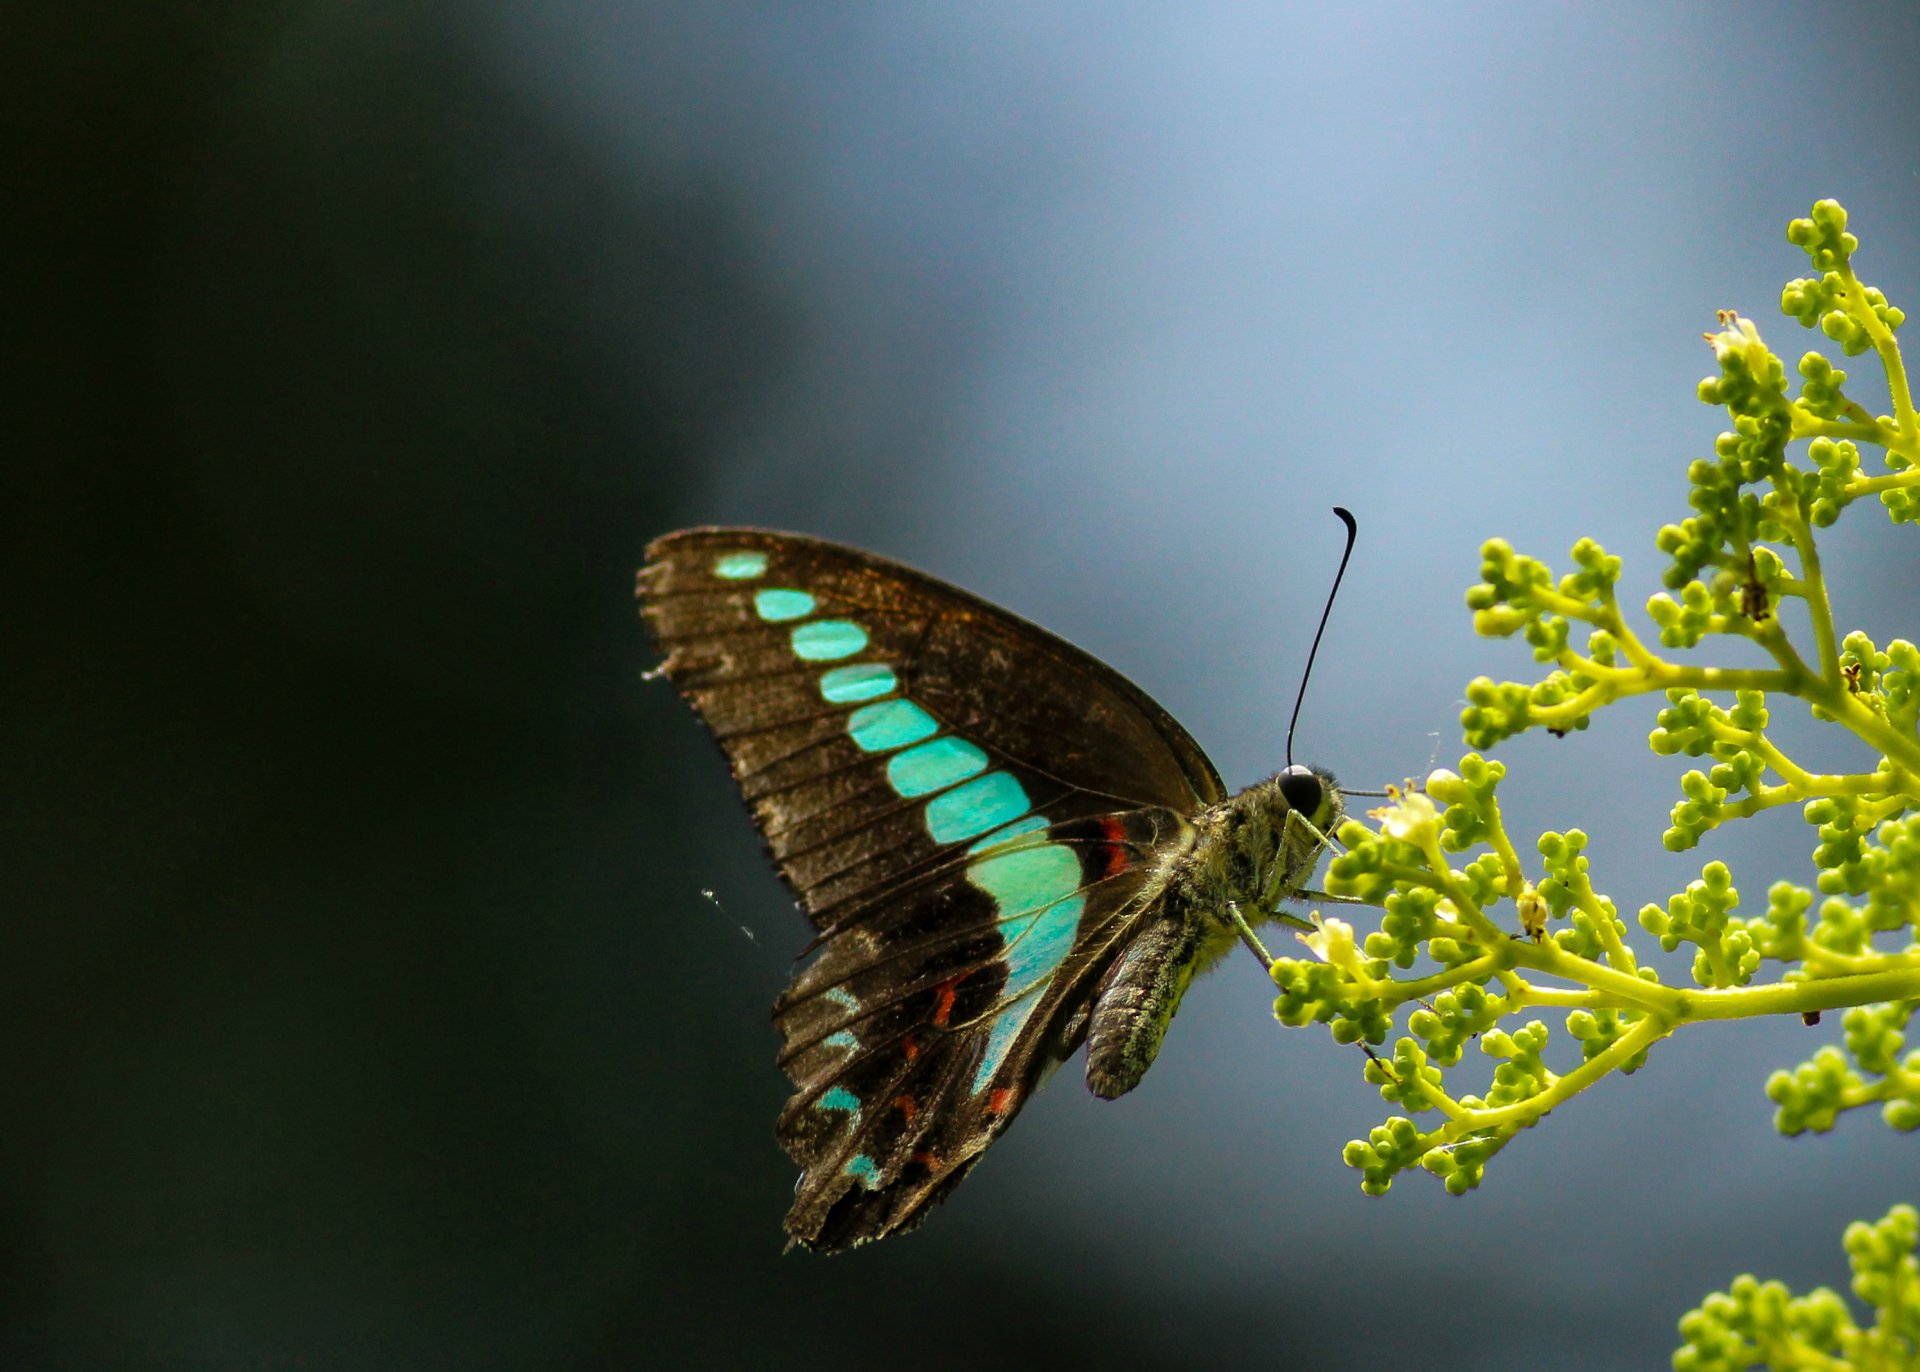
[638,528,1222,1250]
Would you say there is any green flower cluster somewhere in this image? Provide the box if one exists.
[1675,1204,1919,1372]
[1260,202,1920,1365]
[1767,998,1920,1136]
[1273,758,1671,1198]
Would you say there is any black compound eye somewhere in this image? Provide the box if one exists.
[1278,764,1323,817]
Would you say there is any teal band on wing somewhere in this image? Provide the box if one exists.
[963,826,1089,1092]
[973,997,1044,1094]
[791,619,869,661]
[924,770,1030,843]
[847,699,940,753]
[712,550,769,580]
[754,588,816,622]
[967,814,1050,853]
[974,847,1085,1010]
[819,663,897,704]
[816,1086,862,1122]
[967,886,1085,1094]
[967,840,1082,926]
[844,1153,881,1187]
[886,736,989,798]
[1000,893,1084,996]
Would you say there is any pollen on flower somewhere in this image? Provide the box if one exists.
[1704,311,1768,369]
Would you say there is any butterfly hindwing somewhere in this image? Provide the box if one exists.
[638,528,1224,1250]
[771,807,1195,1249]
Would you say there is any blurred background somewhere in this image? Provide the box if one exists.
[10,3,1920,1367]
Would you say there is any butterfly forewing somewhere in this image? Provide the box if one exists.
[638,528,1224,1250]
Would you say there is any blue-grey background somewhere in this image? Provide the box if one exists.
[11,3,1920,1368]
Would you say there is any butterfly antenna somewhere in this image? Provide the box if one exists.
[1285,506,1359,769]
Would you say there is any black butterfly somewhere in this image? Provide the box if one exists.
[638,528,1342,1253]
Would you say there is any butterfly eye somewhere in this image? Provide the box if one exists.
[1278,764,1323,817]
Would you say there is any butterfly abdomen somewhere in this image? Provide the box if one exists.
[1082,897,1216,1099]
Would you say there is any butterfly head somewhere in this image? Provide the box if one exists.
[1277,762,1343,841]
[1187,764,1344,926]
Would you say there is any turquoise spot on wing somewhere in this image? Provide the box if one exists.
[925,771,1030,843]
[967,814,1050,854]
[964,836,1088,1092]
[966,892,1083,1095]
[754,588,816,622]
[791,619,868,661]
[973,996,1044,1094]
[819,663,897,704]
[973,851,1087,1001]
[819,989,860,1053]
[1001,892,1084,995]
[844,1153,881,1188]
[713,550,768,580]
[817,1087,862,1123]
[847,699,940,752]
[968,840,1082,925]
[886,736,988,798]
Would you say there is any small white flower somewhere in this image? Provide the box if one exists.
[1705,312,1768,370]
[1373,789,1441,847]
[1301,916,1358,969]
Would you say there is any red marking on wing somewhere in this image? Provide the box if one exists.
[910,1150,941,1172]
[986,1087,1014,1116]
[1095,815,1132,878]
[893,1094,917,1123]
[901,1035,919,1061]
[932,972,973,1028]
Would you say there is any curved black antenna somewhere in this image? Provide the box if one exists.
[1285,506,1359,769]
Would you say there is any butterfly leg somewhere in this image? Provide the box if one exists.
[1291,887,1369,906]
[1225,902,1275,969]
[1261,806,1334,914]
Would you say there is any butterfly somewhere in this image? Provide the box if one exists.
[638,527,1345,1253]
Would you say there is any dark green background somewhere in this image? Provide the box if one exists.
[10,4,1920,1368]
